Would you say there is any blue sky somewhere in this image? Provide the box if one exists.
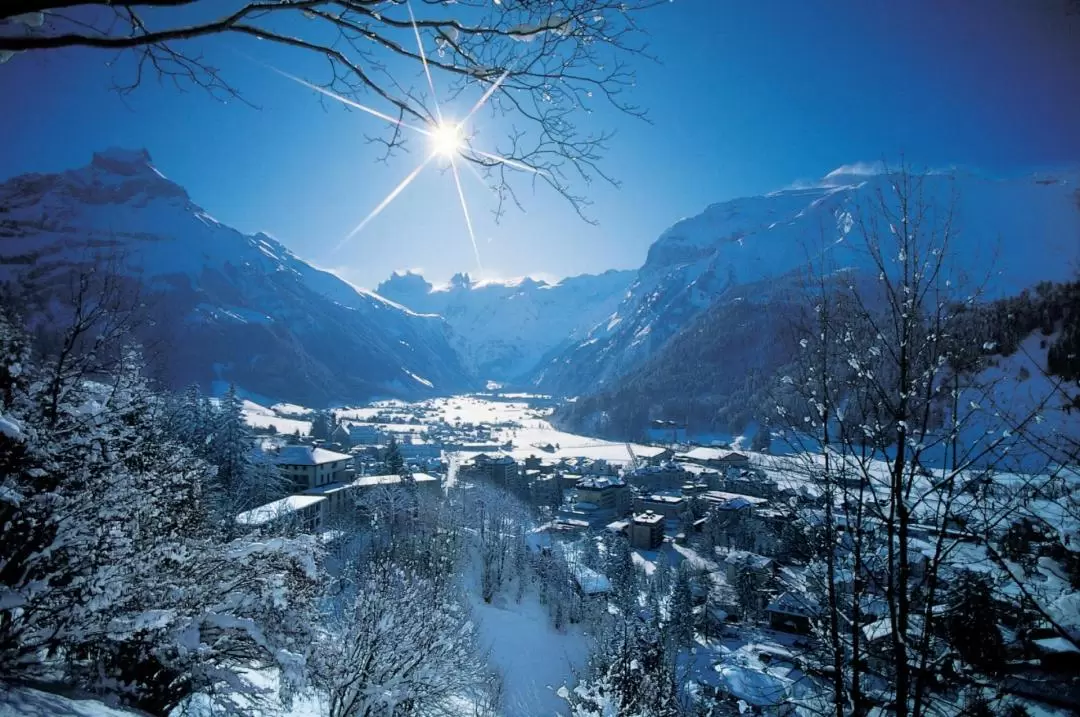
[2,0,1079,287]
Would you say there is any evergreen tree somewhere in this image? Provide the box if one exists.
[669,563,696,647]
[605,534,638,610]
[385,435,405,475]
[311,409,334,442]
[208,384,256,521]
[944,572,1007,675]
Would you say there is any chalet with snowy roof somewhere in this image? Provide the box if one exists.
[570,565,612,596]
[702,490,767,511]
[722,550,776,585]
[274,445,352,492]
[329,422,351,446]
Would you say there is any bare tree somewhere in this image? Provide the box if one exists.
[1,0,663,219]
[775,165,1072,717]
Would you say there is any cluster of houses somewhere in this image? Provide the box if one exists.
[236,444,440,532]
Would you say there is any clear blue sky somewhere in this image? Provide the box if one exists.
[3,0,1079,287]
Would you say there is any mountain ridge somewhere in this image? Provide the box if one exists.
[376,267,634,383]
[0,148,475,406]
[532,166,1080,397]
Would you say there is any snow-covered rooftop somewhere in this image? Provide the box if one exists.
[679,447,749,462]
[351,472,439,488]
[577,475,626,490]
[570,565,612,595]
[235,494,326,526]
[274,445,351,466]
[634,511,664,525]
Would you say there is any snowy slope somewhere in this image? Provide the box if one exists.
[0,686,136,717]
[376,269,632,382]
[534,166,1080,395]
[0,149,474,405]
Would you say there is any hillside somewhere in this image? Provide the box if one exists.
[0,149,474,405]
[534,167,1080,397]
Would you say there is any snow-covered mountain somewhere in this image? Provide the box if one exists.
[534,166,1080,396]
[0,148,474,405]
[376,268,633,383]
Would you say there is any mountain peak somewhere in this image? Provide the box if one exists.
[90,147,156,176]
[449,272,473,289]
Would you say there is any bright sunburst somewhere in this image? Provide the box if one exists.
[263,1,542,271]
[431,123,464,158]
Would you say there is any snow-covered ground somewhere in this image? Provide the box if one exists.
[240,398,314,434]
[0,687,134,717]
[468,591,589,716]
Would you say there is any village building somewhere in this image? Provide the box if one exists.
[630,511,665,550]
[467,453,520,485]
[351,472,441,495]
[348,422,385,445]
[236,494,326,532]
[576,475,632,516]
[718,469,779,499]
[766,592,818,634]
[678,447,751,471]
[399,436,442,461]
[722,550,776,585]
[626,463,694,492]
[570,564,612,597]
[274,445,352,492]
[635,493,685,521]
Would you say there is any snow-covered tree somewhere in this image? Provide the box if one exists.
[565,610,682,717]
[205,384,288,524]
[668,563,695,647]
[604,533,638,610]
[314,557,498,717]
[0,301,321,716]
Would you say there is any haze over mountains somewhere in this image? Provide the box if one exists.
[2,150,1078,436]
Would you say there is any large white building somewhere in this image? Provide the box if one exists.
[275,445,352,492]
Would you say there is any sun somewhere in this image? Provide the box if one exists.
[430,122,463,157]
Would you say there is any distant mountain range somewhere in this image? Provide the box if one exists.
[375,269,632,383]
[2,151,1077,429]
[0,148,473,405]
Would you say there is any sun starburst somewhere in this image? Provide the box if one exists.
[266,1,542,271]
[431,122,464,158]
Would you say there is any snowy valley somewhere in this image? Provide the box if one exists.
[2,155,1079,717]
